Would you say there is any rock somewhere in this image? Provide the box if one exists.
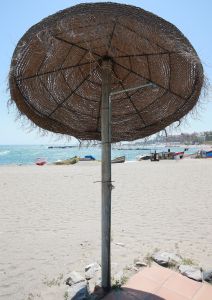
[87,277,101,294]
[85,263,101,280]
[67,281,88,300]
[152,252,182,267]
[125,265,133,271]
[179,265,202,281]
[85,263,101,273]
[203,270,212,283]
[135,261,147,267]
[66,271,85,286]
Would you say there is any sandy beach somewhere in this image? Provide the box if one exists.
[0,159,212,300]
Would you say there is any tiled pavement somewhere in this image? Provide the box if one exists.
[103,266,212,300]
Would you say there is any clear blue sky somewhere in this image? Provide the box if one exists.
[0,0,211,145]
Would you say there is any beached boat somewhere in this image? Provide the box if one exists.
[137,154,151,161]
[183,152,198,159]
[150,152,160,162]
[174,151,184,159]
[35,158,47,166]
[200,150,212,158]
[206,150,212,158]
[54,157,78,165]
[158,151,184,160]
[79,155,96,161]
[111,156,125,163]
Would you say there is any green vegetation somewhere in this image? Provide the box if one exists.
[42,273,64,287]
[144,253,154,267]
[111,275,128,290]
[181,257,196,266]
[64,291,69,300]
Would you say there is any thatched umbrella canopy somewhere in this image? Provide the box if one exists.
[9,2,204,292]
[9,2,203,143]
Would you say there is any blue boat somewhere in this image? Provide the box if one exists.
[79,155,96,161]
[206,150,212,158]
[200,150,212,158]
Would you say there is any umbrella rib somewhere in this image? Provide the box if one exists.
[168,52,171,91]
[146,55,152,80]
[61,67,99,115]
[75,93,99,103]
[112,90,168,121]
[42,69,97,118]
[38,76,59,104]
[60,69,99,103]
[130,77,198,132]
[107,20,117,54]
[54,36,101,58]
[112,80,197,124]
[16,61,95,81]
[48,66,97,117]
[39,72,97,119]
[62,68,100,106]
[15,80,46,117]
[16,45,73,81]
[112,69,146,126]
[118,21,168,52]
[37,76,95,118]
[59,45,74,68]
[34,53,50,78]
[114,61,186,101]
[114,52,171,58]
[14,80,78,134]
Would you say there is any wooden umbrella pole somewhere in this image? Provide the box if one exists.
[101,58,112,291]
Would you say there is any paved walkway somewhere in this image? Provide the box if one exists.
[103,266,212,300]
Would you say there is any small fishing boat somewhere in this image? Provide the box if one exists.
[150,152,160,162]
[137,154,151,161]
[54,156,78,165]
[206,150,212,158]
[111,156,125,163]
[79,155,96,161]
[35,158,47,166]
[200,150,212,158]
[174,151,184,158]
[174,151,184,159]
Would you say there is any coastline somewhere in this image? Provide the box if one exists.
[0,160,212,299]
[0,143,212,166]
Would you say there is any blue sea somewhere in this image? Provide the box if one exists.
[0,144,197,165]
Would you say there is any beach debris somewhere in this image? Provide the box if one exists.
[114,242,125,247]
[179,265,202,281]
[134,261,148,268]
[85,263,101,280]
[80,240,91,248]
[203,270,212,283]
[152,251,182,267]
[125,264,139,272]
[66,281,88,300]
[66,271,85,286]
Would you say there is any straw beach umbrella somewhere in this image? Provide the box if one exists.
[9,2,203,291]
